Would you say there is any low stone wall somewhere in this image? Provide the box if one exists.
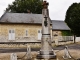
[0,36,40,42]
[0,42,57,48]
[0,36,74,48]
[0,43,41,48]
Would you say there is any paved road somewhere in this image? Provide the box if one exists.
[0,43,80,53]
[53,43,80,50]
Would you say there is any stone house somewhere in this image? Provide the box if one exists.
[52,20,73,42]
[0,12,71,43]
[52,20,71,37]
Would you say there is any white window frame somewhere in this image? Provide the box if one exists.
[38,29,42,40]
[9,29,15,40]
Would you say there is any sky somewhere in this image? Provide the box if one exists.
[0,0,80,21]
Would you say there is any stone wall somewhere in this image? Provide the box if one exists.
[52,31,74,45]
[52,31,62,41]
[0,24,52,42]
[0,24,42,42]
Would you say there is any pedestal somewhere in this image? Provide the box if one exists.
[37,35,56,59]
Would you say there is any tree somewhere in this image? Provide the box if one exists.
[65,3,80,37]
[6,0,43,14]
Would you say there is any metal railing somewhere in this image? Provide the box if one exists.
[58,36,73,42]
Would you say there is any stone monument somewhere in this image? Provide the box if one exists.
[37,0,56,59]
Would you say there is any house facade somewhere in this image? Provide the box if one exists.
[52,20,71,36]
[0,12,71,43]
[52,20,73,42]
[0,13,43,42]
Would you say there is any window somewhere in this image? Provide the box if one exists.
[9,29,15,40]
[38,30,42,40]
[9,30,11,33]
[26,30,28,36]
[38,30,40,33]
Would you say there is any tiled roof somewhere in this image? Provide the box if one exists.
[0,13,70,30]
[0,13,42,24]
[52,20,70,30]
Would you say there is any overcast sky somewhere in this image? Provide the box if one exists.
[0,0,80,21]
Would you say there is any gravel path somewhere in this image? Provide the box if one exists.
[53,43,80,50]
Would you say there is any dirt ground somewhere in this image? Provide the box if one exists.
[0,42,80,60]
[56,49,80,60]
[0,49,80,60]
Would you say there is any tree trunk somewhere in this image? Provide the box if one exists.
[73,35,76,43]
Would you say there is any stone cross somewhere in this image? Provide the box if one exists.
[42,0,49,9]
[10,53,17,60]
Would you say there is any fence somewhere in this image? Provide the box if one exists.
[58,36,73,41]
[53,36,74,45]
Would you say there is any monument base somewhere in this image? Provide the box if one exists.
[37,51,56,59]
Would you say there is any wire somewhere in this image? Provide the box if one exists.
[20,52,27,59]
[67,49,77,60]
[47,40,77,60]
